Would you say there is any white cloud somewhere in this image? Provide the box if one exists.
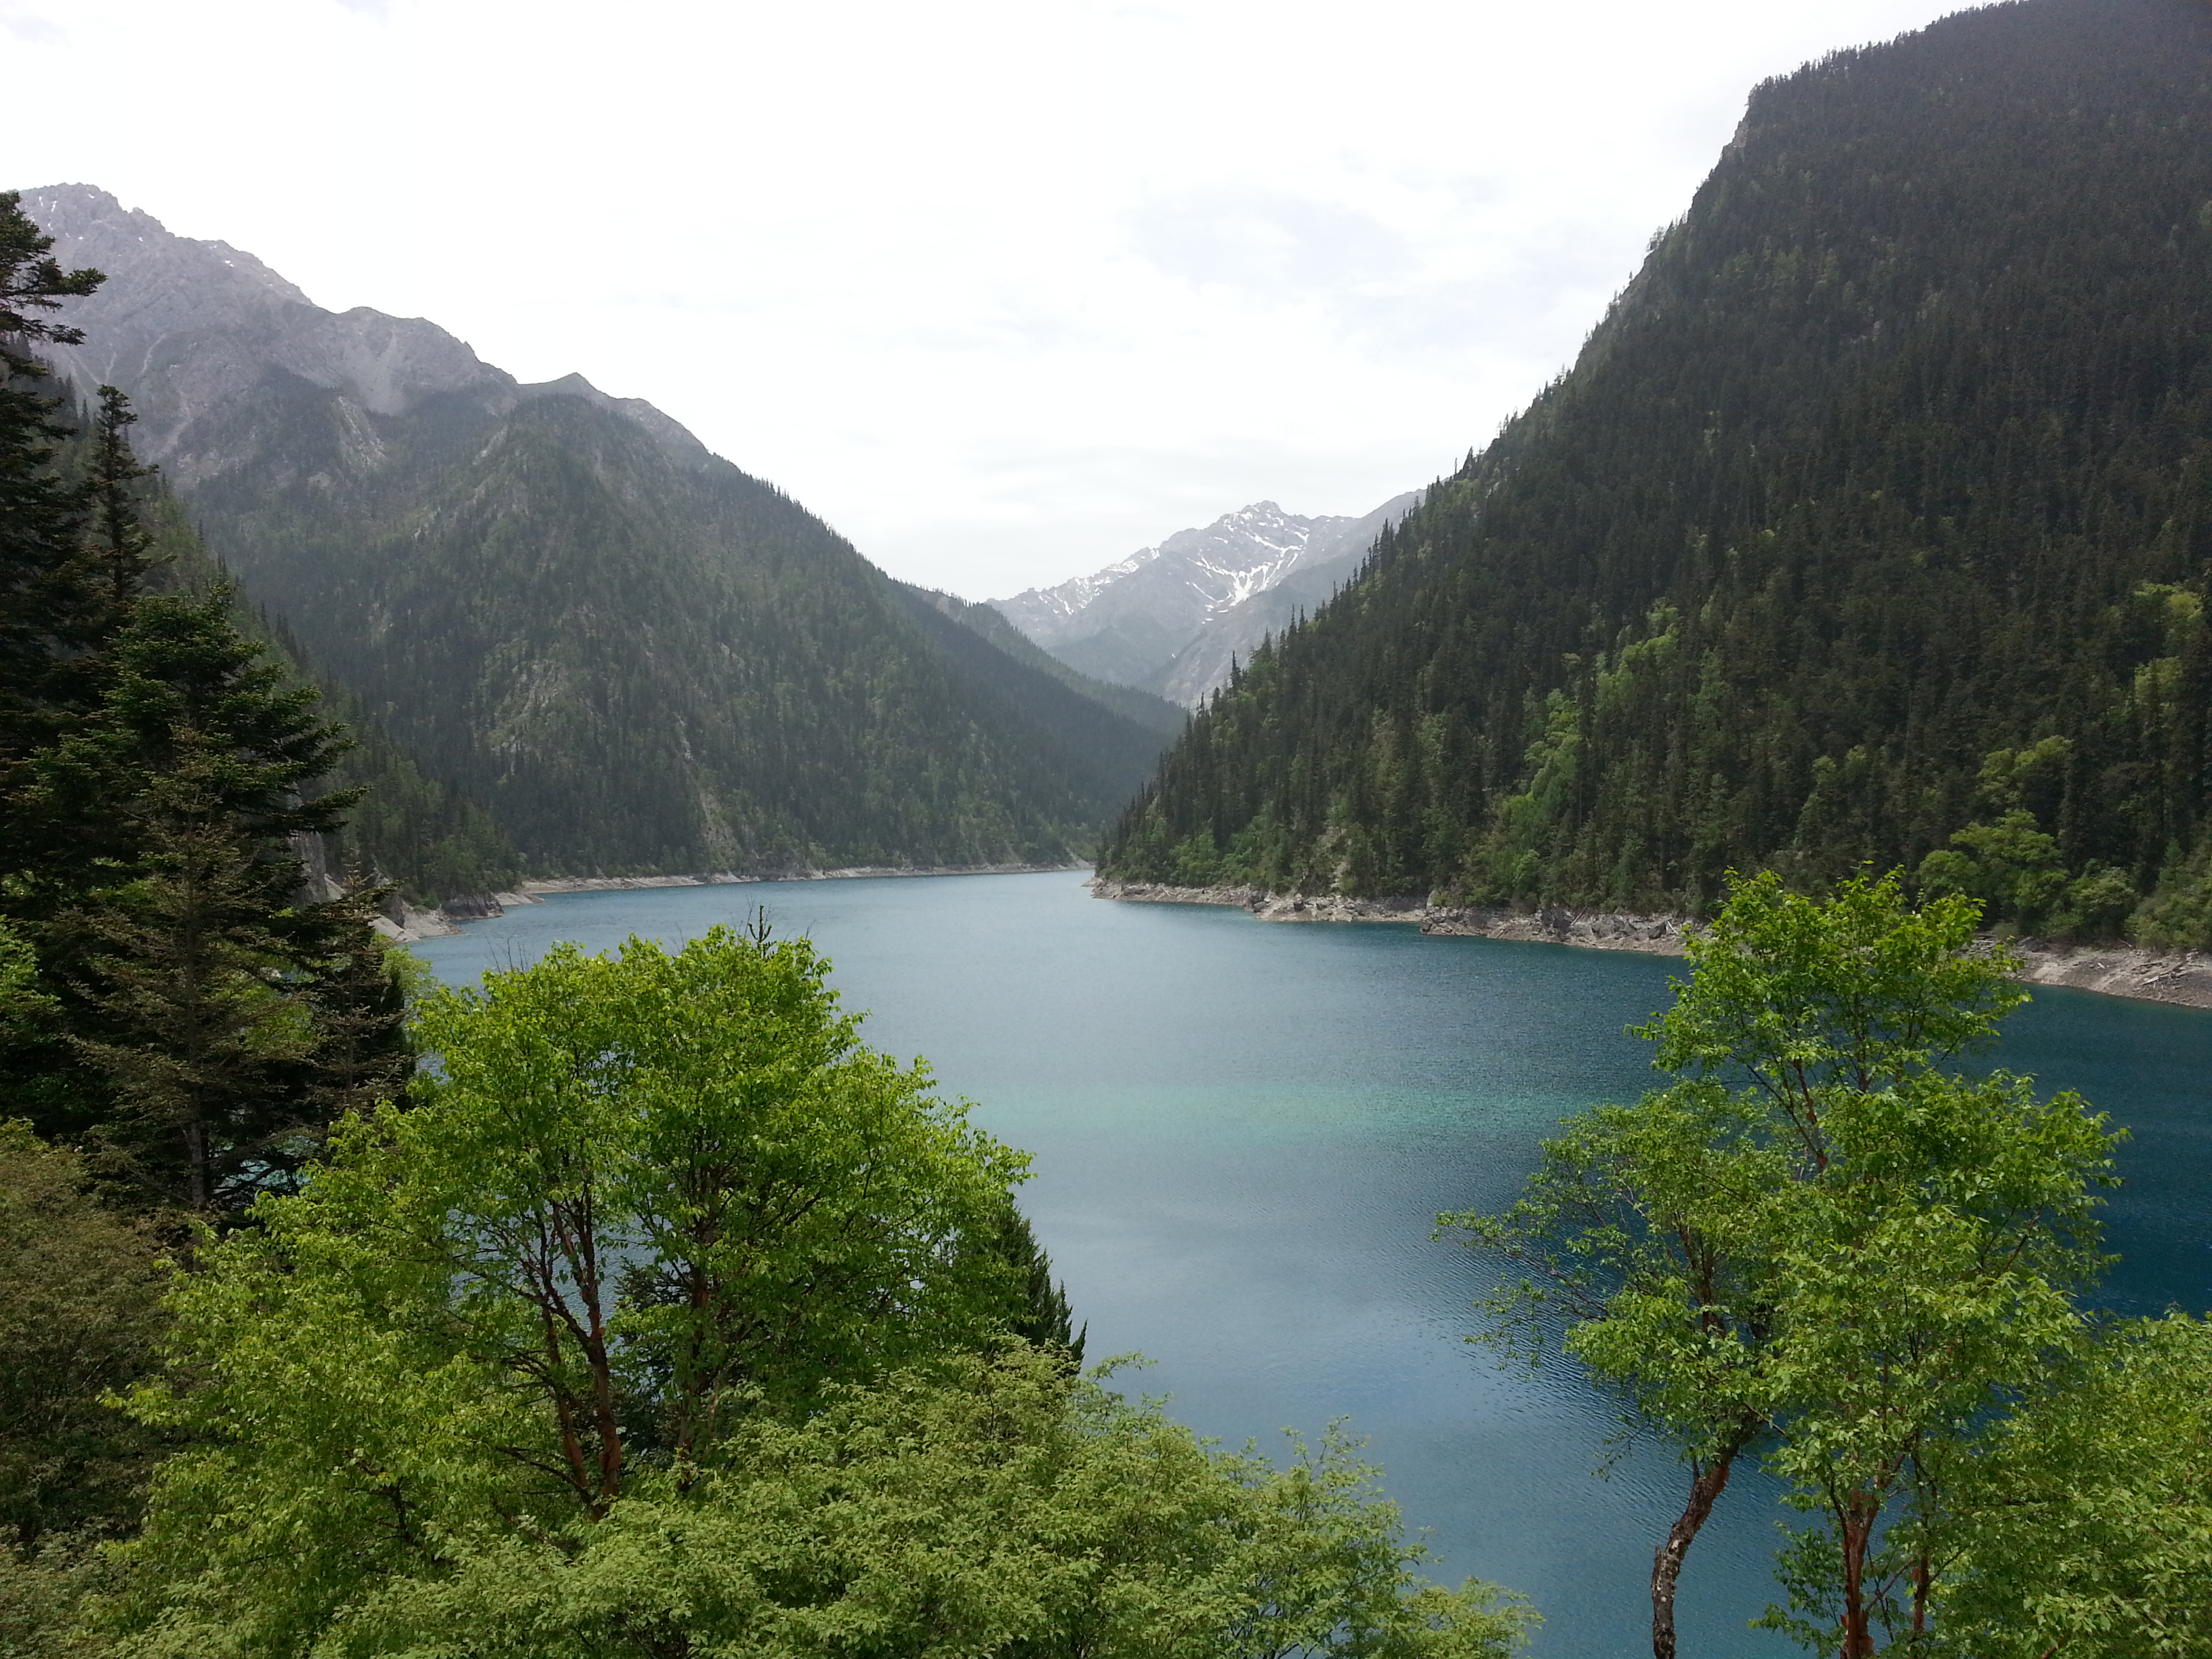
[6,0,1968,597]
[0,3,64,43]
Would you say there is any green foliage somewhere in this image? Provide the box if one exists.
[9,586,411,1208]
[1929,1313,2212,1658]
[81,387,153,617]
[0,919,52,1046]
[1643,872,2025,1097]
[14,405,522,905]
[981,1201,1086,1364]
[0,1531,124,1659]
[0,1122,167,1547]
[107,925,1027,1645]
[0,195,106,766]
[1448,872,2118,1656]
[119,1348,1529,1659]
[105,928,1525,1657]
[1101,0,2212,942]
[2122,839,2212,947]
[199,542,523,905]
[0,356,413,1208]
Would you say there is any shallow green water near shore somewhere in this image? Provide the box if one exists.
[420,869,2212,1657]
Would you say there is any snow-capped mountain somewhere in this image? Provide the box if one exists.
[992,493,1420,705]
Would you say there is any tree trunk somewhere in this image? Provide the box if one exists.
[1839,1502,1877,1659]
[184,1118,207,1212]
[1652,1449,1740,1659]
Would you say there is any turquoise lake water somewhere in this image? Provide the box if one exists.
[418,869,2212,1657]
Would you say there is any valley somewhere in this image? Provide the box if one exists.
[5,3,2211,1656]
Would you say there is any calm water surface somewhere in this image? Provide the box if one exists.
[419,871,2212,1657]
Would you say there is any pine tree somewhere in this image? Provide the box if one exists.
[85,383,157,613]
[0,190,104,764]
[27,587,409,1208]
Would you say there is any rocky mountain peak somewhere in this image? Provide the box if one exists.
[989,490,1420,703]
[15,183,710,478]
[25,183,311,308]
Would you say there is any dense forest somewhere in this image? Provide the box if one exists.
[1101,0,2212,944]
[186,390,1158,873]
[99,447,522,902]
[8,18,2212,1651]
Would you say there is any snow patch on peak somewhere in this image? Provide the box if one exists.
[987,489,1420,700]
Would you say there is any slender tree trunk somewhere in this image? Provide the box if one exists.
[1839,1502,1877,1659]
[184,1119,207,1212]
[1652,1448,1740,1659]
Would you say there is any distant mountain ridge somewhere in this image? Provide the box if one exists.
[993,493,1419,706]
[20,186,710,478]
[25,184,1166,878]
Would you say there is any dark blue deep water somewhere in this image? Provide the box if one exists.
[419,870,2212,1657]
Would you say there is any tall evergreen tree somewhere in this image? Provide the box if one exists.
[0,190,103,764]
[0,337,411,1208]
[85,384,157,614]
[24,585,408,1208]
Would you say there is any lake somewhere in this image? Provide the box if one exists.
[418,869,2212,1657]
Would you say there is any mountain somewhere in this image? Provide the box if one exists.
[26,386,522,903]
[23,184,1168,878]
[895,583,1185,739]
[1101,0,2212,946]
[994,494,1419,705]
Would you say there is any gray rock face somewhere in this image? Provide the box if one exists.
[991,491,1420,705]
[19,183,706,479]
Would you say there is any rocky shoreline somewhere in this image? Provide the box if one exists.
[1088,879,2212,1012]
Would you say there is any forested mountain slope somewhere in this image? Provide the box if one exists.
[1102,0,2212,945]
[25,186,1161,875]
[896,582,1185,739]
[892,583,1181,803]
[36,390,521,900]
[157,499,524,901]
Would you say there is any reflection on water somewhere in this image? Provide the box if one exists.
[419,871,2212,1658]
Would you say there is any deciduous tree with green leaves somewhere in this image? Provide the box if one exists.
[1753,1061,2112,1656]
[110,925,1529,1658]
[113,925,1029,1637]
[126,1344,1532,1659]
[1448,872,2116,1658]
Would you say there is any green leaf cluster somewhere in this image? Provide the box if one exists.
[0,1120,169,1659]
[1931,1314,2212,1658]
[0,1122,167,1548]
[115,1348,1529,1659]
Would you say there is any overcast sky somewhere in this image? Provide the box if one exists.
[7,0,1971,598]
